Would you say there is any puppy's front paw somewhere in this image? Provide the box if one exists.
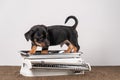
[41,50,48,54]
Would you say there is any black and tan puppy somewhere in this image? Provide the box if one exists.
[25,16,80,54]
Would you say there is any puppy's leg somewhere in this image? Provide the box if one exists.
[29,45,37,54]
[62,40,74,53]
[73,46,77,53]
[73,43,80,53]
[65,44,74,53]
[41,47,48,54]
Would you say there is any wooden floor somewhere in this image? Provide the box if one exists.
[0,66,120,80]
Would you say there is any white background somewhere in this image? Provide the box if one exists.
[0,0,120,66]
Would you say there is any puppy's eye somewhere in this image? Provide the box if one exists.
[40,35,44,38]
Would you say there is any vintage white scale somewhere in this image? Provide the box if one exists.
[20,50,91,77]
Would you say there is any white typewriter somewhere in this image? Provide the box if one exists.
[20,50,91,77]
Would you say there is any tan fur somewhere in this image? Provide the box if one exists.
[29,45,37,54]
[41,50,48,54]
[61,40,78,53]
[73,46,78,53]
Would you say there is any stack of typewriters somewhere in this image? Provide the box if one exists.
[20,50,91,77]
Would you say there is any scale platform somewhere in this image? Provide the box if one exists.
[19,50,91,77]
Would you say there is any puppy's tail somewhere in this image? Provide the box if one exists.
[65,15,78,30]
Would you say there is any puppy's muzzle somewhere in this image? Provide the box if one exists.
[34,39,50,47]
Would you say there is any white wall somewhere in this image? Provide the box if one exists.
[0,0,120,66]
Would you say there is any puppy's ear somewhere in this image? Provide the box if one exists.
[41,25,48,31]
[41,25,48,37]
[24,30,33,41]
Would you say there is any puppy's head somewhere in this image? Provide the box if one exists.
[25,25,50,47]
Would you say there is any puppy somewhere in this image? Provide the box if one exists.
[25,16,80,54]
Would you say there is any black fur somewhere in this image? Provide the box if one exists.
[25,15,80,53]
